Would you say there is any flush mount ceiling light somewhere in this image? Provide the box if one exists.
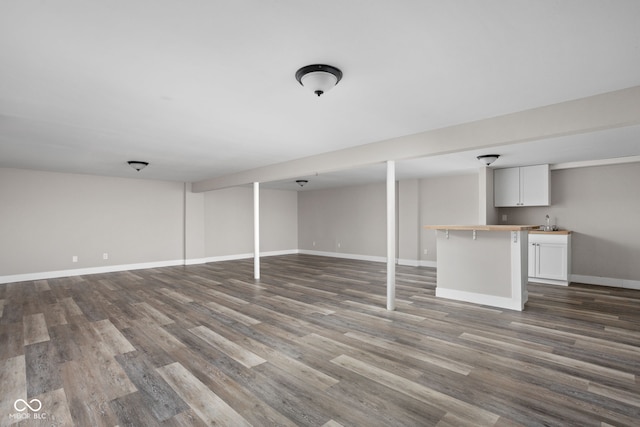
[477,154,500,166]
[295,64,343,96]
[296,179,308,187]
[128,160,149,171]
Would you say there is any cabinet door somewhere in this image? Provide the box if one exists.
[536,243,567,280]
[521,164,550,206]
[494,167,521,207]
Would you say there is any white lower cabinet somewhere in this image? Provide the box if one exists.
[528,233,571,285]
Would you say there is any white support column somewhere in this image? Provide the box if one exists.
[386,160,396,311]
[253,182,260,280]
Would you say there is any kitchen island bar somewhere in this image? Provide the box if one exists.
[424,225,539,311]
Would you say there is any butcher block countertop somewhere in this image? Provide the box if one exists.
[424,225,540,231]
[529,230,572,235]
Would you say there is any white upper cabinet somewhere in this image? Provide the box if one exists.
[494,164,550,207]
[494,167,521,207]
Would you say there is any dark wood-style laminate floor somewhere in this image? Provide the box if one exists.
[1,254,639,426]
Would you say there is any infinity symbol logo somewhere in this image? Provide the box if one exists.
[14,398,42,412]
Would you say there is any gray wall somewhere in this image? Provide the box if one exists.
[500,163,640,282]
[203,187,254,257]
[297,174,479,263]
[420,173,480,263]
[260,188,298,252]
[185,183,205,261]
[298,183,387,257]
[0,169,298,279]
[398,179,420,262]
[203,186,298,257]
[296,163,640,284]
[0,168,184,276]
[4,162,638,285]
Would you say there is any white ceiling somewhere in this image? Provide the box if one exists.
[262,125,640,191]
[2,1,640,187]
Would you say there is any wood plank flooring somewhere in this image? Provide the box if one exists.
[1,254,639,426]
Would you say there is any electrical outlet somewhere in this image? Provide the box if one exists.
[312,241,316,246]
[423,249,428,255]
[502,214,508,222]
[103,253,109,260]
[72,256,78,263]
[337,242,341,248]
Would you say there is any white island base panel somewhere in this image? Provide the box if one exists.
[430,227,532,311]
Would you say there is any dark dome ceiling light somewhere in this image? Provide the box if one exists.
[295,64,343,96]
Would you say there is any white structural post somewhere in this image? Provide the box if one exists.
[253,182,260,279]
[386,160,396,310]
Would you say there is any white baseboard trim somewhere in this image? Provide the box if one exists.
[397,259,437,268]
[187,253,253,265]
[571,274,640,290]
[298,250,387,263]
[0,250,302,284]
[418,260,437,268]
[529,277,569,286]
[436,287,525,311]
[0,259,185,285]
[0,249,430,285]
[397,258,420,267]
[188,249,300,265]
[298,251,430,268]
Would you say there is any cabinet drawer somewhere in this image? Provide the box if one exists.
[529,234,568,244]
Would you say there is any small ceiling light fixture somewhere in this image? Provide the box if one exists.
[477,154,500,166]
[128,160,149,171]
[295,64,343,96]
[296,179,308,187]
